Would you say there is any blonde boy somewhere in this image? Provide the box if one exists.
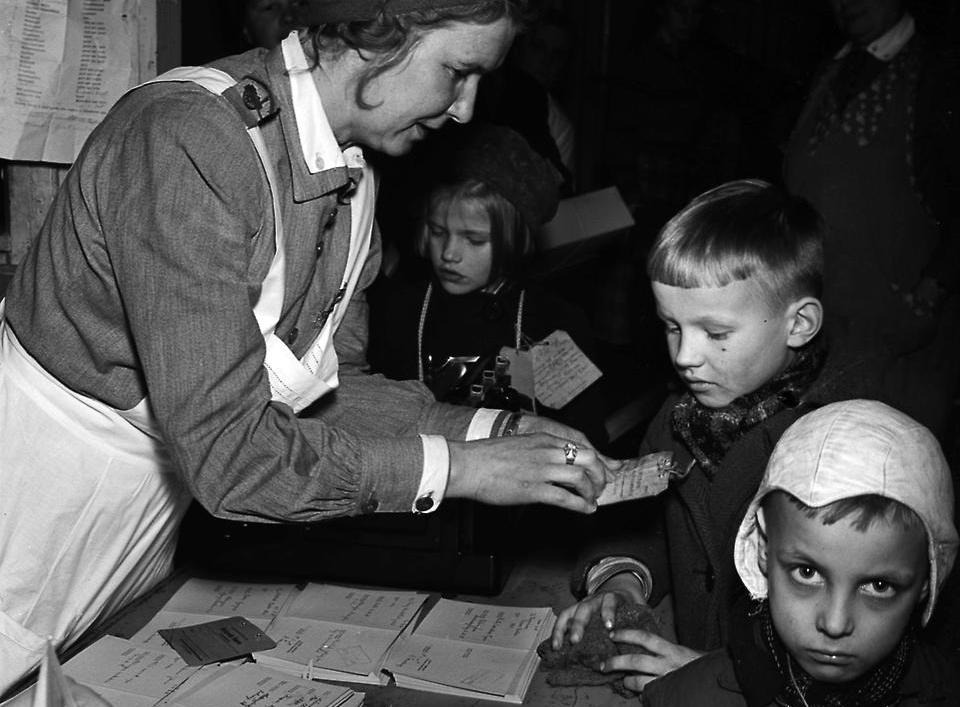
[552,179,834,691]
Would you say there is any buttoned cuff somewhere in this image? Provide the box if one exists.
[466,407,502,440]
[412,434,449,514]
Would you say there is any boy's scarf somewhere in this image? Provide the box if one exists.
[671,345,823,475]
[759,601,915,707]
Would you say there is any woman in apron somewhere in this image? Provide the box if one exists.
[0,0,616,691]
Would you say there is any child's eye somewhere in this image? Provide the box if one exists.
[790,565,822,585]
[427,225,445,237]
[663,324,680,336]
[861,580,897,598]
[467,238,489,247]
[706,330,730,341]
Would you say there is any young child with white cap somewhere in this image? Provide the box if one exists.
[642,399,960,706]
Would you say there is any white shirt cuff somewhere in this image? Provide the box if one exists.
[466,407,501,441]
[413,434,449,514]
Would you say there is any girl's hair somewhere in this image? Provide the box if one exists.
[415,179,532,280]
[303,1,530,109]
[646,179,825,308]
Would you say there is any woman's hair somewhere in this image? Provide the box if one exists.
[415,178,532,280]
[303,1,530,109]
[646,179,825,308]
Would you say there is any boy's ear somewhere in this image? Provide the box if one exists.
[786,297,823,348]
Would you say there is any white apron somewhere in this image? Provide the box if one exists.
[0,56,375,692]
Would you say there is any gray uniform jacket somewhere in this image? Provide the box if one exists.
[4,45,479,523]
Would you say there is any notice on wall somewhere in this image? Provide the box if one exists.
[0,0,149,163]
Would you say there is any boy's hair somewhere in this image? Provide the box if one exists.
[735,400,958,625]
[762,490,926,536]
[416,179,532,279]
[646,179,824,307]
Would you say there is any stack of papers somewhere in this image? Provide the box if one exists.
[60,635,363,707]
[112,577,555,704]
[381,599,555,703]
[253,583,428,684]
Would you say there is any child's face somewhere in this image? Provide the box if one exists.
[651,278,797,408]
[426,200,494,295]
[763,493,928,683]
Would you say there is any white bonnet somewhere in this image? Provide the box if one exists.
[734,399,958,625]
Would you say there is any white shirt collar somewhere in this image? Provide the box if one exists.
[280,30,364,174]
[835,12,915,62]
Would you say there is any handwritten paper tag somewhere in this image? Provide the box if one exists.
[498,345,535,400]
[597,451,675,506]
[158,616,276,666]
[531,330,602,409]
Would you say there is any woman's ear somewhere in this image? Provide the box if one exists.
[786,297,823,348]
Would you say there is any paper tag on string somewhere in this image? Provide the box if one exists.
[597,451,675,505]
[498,346,535,400]
[531,330,602,409]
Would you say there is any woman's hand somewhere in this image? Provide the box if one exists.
[446,421,618,512]
[601,631,704,692]
[515,415,622,487]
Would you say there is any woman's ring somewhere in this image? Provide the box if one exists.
[563,442,579,465]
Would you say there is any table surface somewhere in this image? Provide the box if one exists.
[70,546,668,707]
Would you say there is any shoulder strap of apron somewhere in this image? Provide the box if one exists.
[142,67,336,413]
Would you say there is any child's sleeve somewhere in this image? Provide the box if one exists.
[568,398,677,603]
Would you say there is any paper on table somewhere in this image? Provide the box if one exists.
[131,579,298,651]
[57,636,363,707]
[171,663,358,707]
[597,452,675,505]
[62,636,199,704]
[254,584,428,684]
[158,616,276,666]
[380,600,555,701]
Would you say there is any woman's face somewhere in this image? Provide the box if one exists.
[426,199,494,295]
[343,18,517,156]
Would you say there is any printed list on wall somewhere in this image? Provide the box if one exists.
[0,0,149,163]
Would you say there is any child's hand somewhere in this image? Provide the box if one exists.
[601,630,703,691]
[551,591,625,649]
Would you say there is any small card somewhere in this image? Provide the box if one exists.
[498,345,536,401]
[597,452,675,506]
[531,330,602,409]
[158,616,276,666]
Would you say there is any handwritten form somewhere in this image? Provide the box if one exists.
[531,330,602,409]
[131,579,299,651]
[254,583,428,683]
[381,600,555,699]
[62,635,201,706]
[59,635,361,707]
[172,663,361,707]
[0,0,146,162]
[597,452,675,505]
